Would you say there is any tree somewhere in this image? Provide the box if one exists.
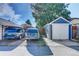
[31,3,71,28]
[25,19,31,25]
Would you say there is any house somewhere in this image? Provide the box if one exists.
[0,18,20,40]
[44,17,72,40]
[71,18,79,39]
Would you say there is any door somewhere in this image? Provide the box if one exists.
[52,24,69,40]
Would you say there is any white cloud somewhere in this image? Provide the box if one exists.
[0,3,21,20]
[12,15,21,20]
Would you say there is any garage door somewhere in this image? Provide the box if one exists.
[52,24,69,40]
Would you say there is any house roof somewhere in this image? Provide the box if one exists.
[70,18,79,25]
[71,18,79,25]
[71,18,79,20]
[0,18,20,27]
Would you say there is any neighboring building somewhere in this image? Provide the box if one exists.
[0,18,20,40]
[71,18,79,39]
[44,17,72,40]
[21,23,32,30]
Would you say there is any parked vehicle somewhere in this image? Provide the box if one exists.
[25,28,40,39]
[4,27,24,40]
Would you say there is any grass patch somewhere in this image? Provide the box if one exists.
[30,38,46,46]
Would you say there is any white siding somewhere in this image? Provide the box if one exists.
[44,24,51,39]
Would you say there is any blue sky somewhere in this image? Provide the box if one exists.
[68,3,79,18]
[9,3,36,27]
[0,3,36,27]
[0,3,79,27]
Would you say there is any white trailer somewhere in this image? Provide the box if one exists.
[25,28,40,39]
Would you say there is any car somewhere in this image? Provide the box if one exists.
[25,28,40,40]
[4,27,24,40]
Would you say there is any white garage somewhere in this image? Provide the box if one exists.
[44,17,72,40]
[51,17,72,40]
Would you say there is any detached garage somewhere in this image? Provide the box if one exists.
[44,17,72,40]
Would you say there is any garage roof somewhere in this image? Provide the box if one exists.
[50,17,71,24]
[44,17,72,28]
[0,18,21,27]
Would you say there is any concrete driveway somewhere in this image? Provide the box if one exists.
[0,39,31,56]
[0,38,79,56]
[44,38,79,56]
[0,38,53,56]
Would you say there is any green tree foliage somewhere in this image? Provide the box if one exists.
[31,3,71,28]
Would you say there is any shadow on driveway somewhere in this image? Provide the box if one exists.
[53,40,79,51]
[26,38,53,56]
[0,39,24,51]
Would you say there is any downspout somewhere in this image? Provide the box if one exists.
[2,25,4,40]
[50,24,52,40]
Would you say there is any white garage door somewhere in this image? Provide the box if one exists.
[52,24,69,40]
